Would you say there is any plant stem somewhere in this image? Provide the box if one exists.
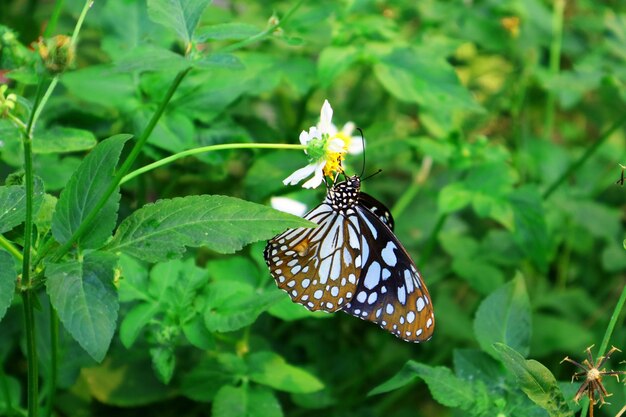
[542,114,626,199]
[121,143,306,184]
[21,291,38,417]
[0,236,24,261]
[218,0,306,53]
[43,0,66,37]
[544,0,565,140]
[51,67,193,262]
[69,0,92,47]
[42,306,58,417]
[391,156,432,219]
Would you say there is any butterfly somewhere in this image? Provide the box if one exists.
[264,175,434,342]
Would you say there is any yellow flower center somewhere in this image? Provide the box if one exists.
[322,132,351,177]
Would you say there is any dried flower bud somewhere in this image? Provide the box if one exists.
[37,35,75,74]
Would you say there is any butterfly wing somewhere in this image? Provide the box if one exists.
[264,203,362,312]
[342,206,434,342]
[359,192,395,231]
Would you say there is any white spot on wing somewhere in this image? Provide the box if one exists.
[381,241,397,266]
[363,262,381,289]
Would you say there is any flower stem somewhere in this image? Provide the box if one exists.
[544,0,565,139]
[51,67,192,262]
[542,114,626,199]
[0,235,24,261]
[121,143,306,184]
[21,291,38,417]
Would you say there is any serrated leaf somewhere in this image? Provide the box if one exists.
[494,343,574,417]
[52,134,132,250]
[213,385,283,417]
[147,0,212,44]
[0,250,16,321]
[150,346,175,384]
[195,23,261,41]
[33,127,97,154]
[0,178,45,234]
[106,195,315,262]
[474,274,531,360]
[247,351,324,393]
[369,360,420,395]
[46,253,119,362]
[510,186,550,271]
[204,288,284,333]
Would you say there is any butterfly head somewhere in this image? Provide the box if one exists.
[326,175,361,210]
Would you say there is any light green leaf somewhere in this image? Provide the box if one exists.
[33,127,97,154]
[119,302,159,348]
[247,351,324,393]
[106,195,314,262]
[61,66,139,111]
[0,250,16,322]
[438,183,473,213]
[150,346,175,384]
[0,185,26,233]
[51,134,132,250]
[195,23,261,41]
[204,287,284,333]
[213,385,283,417]
[494,343,574,417]
[474,274,531,359]
[113,45,190,73]
[317,46,360,87]
[46,253,119,362]
[147,0,212,43]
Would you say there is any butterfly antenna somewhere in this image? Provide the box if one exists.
[362,169,383,182]
[357,128,366,177]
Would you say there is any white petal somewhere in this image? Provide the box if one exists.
[299,130,310,145]
[319,100,333,134]
[327,137,346,153]
[341,121,355,136]
[348,135,364,154]
[270,197,307,216]
[302,161,326,189]
[283,163,318,186]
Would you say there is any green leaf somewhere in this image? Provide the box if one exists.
[195,23,261,41]
[46,252,119,362]
[182,314,215,350]
[106,195,314,262]
[247,351,324,394]
[374,361,489,414]
[453,349,504,386]
[0,250,16,322]
[180,357,236,402]
[317,46,360,87]
[509,186,550,271]
[0,185,26,233]
[113,45,190,73]
[51,134,132,250]
[204,287,284,333]
[213,385,283,417]
[0,374,20,411]
[150,346,175,384]
[119,302,159,348]
[474,274,531,360]
[33,127,97,154]
[438,183,473,214]
[61,66,139,111]
[147,0,212,43]
[494,343,574,417]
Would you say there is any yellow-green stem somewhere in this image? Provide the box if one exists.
[121,143,306,184]
[0,235,24,261]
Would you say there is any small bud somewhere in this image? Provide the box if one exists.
[0,85,18,115]
[37,35,75,74]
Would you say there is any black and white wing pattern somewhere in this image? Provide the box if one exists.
[264,175,434,342]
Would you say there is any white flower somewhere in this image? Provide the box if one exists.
[270,196,307,217]
[282,100,363,189]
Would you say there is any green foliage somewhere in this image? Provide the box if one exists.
[1,0,625,416]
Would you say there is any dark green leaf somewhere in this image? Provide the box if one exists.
[180,357,236,402]
[113,45,190,73]
[182,314,215,350]
[453,349,504,386]
[106,195,314,262]
[474,274,531,359]
[147,0,212,43]
[510,186,550,271]
[494,343,574,417]
[195,23,261,41]
[51,134,132,250]
[119,302,159,348]
[0,250,16,321]
[33,127,97,154]
[369,360,420,395]
[46,252,119,362]
[247,351,324,393]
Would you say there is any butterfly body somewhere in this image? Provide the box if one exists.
[264,176,434,342]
